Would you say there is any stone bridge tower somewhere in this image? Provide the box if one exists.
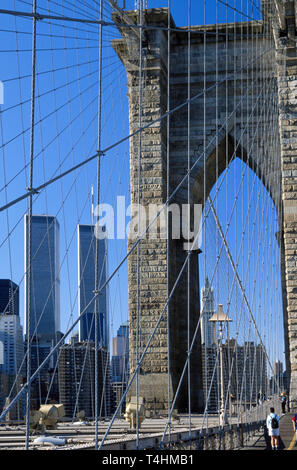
[111,1,297,413]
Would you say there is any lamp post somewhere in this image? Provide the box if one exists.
[209,304,232,426]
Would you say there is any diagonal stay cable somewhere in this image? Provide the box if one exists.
[0,46,272,422]
[161,149,274,443]
[208,195,276,377]
[0,64,260,263]
[0,114,130,420]
[0,281,103,421]
[98,224,203,450]
[1,59,270,419]
[0,63,125,195]
[169,110,278,442]
[0,64,271,419]
[1,55,269,261]
[0,7,265,33]
[0,43,274,213]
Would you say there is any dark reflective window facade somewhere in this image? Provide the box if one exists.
[78,225,108,347]
[24,215,60,339]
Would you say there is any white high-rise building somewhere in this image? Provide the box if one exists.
[200,277,215,347]
[0,314,24,376]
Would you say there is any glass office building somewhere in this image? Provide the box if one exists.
[0,315,24,376]
[0,280,19,316]
[111,321,129,383]
[0,280,23,375]
[0,281,24,419]
[78,224,108,347]
[24,215,60,339]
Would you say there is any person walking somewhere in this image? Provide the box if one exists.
[281,394,287,414]
[292,412,297,444]
[266,407,280,450]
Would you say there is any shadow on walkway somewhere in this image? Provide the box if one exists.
[263,425,285,450]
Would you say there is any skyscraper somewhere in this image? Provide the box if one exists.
[24,215,60,339]
[0,280,19,316]
[111,322,129,413]
[111,321,129,382]
[24,215,61,407]
[59,342,111,419]
[0,280,24,419]
[200,277,215,347]
[77,224,108,347]
[0,315,24,376]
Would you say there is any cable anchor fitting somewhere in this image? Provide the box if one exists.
[26,187,39,194]
[93,290,102,296]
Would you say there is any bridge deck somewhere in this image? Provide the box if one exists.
[0,415,222,450]
[1,408,295,450]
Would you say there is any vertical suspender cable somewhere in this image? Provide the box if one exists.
[244,3,249,414]
[239,0,243,424]
[234,0,239,422]
[25,0,37,450]
[136,1,144,450]
[225,0,231,425]
[187,0,192,445]
[215,0,220,425]
[94,0,103,451]
[203,0,208,431]
[166,0,172,446]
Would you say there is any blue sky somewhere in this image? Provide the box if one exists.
[0,0,284,369]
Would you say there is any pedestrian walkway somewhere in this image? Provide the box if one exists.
[242,412,297,450]
[280,412,297,450]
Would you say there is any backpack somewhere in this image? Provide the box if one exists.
[271,415,279,429]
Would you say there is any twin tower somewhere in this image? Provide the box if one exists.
[24,215,108,349]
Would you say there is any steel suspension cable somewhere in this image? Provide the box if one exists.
[25,0,37,450]
[94,0,103,450]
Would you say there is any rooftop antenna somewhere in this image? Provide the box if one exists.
[113,0,126,7]
[91,184,94,225]
[134,1,147,9]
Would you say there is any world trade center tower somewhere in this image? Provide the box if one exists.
[24,215,60,340]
